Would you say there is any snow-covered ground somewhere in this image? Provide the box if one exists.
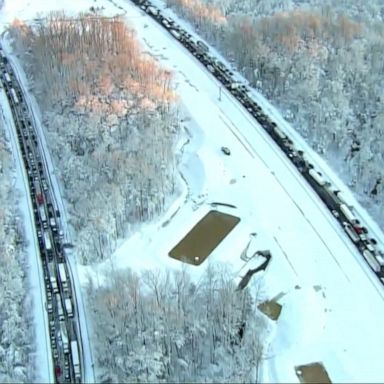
[84,1,384,382]
[2,0,384,382]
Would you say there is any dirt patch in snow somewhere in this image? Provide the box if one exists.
[169,210,240,265]
[257,300,282,320]
[295,362,332,383]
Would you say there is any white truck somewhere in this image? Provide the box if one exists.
[43,230,52,251]
[170,29,181,40]
[147,6,158,15]
[70,340,81,382]
[362,250,381,273]
[39,205,48,228]
[340,203,358,224]
[309,168,326,187]
[48,262,59,293]
[56,293,65,321]
[59,321,69,354]
[58,263,68,291]
[342,222,360,243]
[65,298,74,318]
[4,72,11,83]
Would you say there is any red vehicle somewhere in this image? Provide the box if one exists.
[354,225,367,235]
[35,182,44,205]
[55,365,62,381]
[37,193,44,205]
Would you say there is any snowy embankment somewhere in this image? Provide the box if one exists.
[0,89,52,382]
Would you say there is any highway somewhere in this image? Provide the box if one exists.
[0,47,83,384]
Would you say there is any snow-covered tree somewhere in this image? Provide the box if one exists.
[8,13,182,263]
[87,264,268,383]
[0,122,33,383]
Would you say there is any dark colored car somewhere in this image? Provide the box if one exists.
[221,146,231,155]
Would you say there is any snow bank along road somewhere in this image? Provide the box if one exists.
[0,47,85,383]
[111,1,384,382]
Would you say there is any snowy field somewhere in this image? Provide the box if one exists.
[2,0,384,382]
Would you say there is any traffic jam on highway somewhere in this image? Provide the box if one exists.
[0,47,82,384]
[131,0,384,282]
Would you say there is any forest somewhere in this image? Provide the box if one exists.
[0,120,33,382]
[9,12,181,264]
[87,263,268,383]
[164,0,384,228]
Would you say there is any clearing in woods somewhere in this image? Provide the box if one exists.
[257,300,283,321]
[169,210,240,265]
[295,362,332,383]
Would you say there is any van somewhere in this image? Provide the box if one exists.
[340,204,358,224]
[343,222,359,243]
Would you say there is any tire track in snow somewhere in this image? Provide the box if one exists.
[216,95,352,283]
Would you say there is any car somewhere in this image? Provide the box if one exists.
[46,301,53,314]
[342,221,360,243]
[221,146,231,155]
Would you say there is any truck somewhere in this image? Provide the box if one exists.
[58,263,68,291]
[59,321,69,353]
[39,205,47,228]
[362,250,381,273]
[56,293,65,321]
[147,6,158,16]
[70,340,81,382]
[309,168,326,187]
[64,297,74,318]
[43,230,52,251]
[48,262,59,293]
[170,29,181,40]
[10,88,19,104]
[342,222,360,243]
[35,182,44,205]
[340,204,358,225]
[4,72,11,83]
